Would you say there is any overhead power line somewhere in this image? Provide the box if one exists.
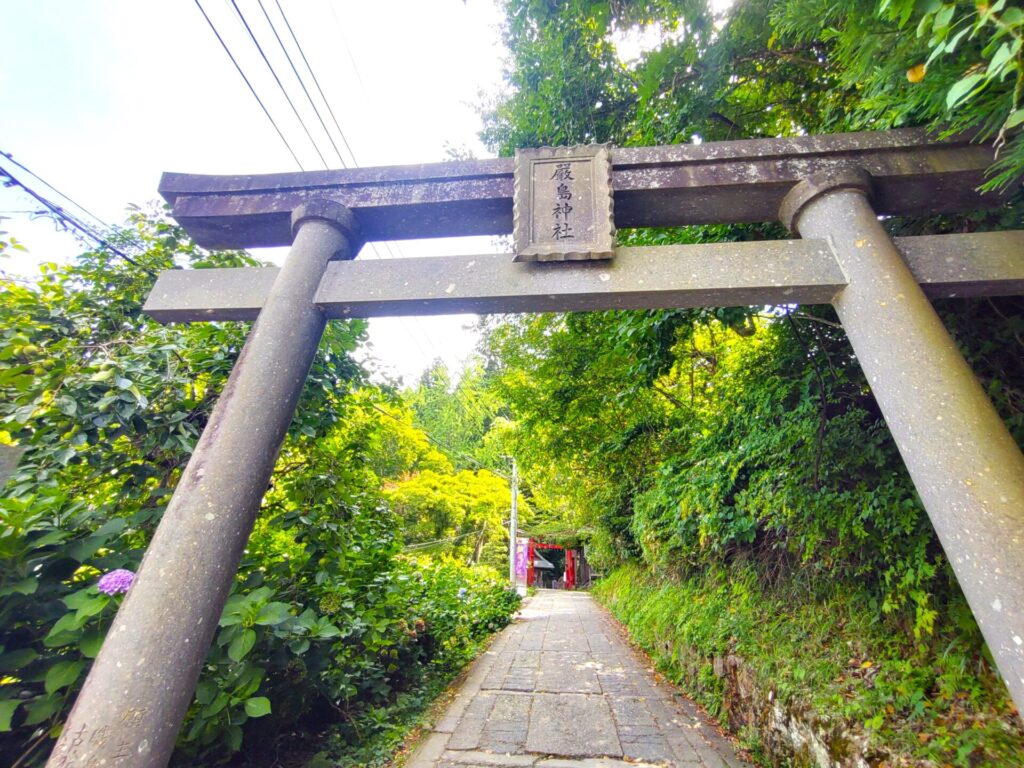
[227,0,329,168]
[403,528,484,551]
[273,1,445,359]
[0,153,154,275]
[257,0,352,169]
[258,1,443,359]
[308,1,444,359]
[274,0,359,166]
[194,0,442,365]
[1,151,108,229]
[192,0,305,169]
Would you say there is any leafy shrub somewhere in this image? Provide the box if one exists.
[0,219,269,766]
[178,528,520,765]
[412,557,522,667]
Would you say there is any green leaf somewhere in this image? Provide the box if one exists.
[313,622,341,639]
[74,594,111,621]
[93,516,128,540]
[218,611,244,628]
[234,666,264,698]
[254,602,291,626]
[1001,7,1022,25]
[0,648,38,672]
[32,530,67,549]
[244,697,272,718]
[228,629,256,662]
[44,660,84,693]
[0,577,37,597]
[195,680,217,706]
[916,11,933,37]
[201,691,229,717]
[225,723,243,751]
[23,694,62,726]
[933,3,954,31]
[987,42,1014,75]
[79,630,105,658]
[0,700,19,731]
[63,587,99,610]
[44,611,88,644]
[1006,108,1024,129]
[946,73,985,109]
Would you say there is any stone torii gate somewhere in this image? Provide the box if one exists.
[50,128,1024,767]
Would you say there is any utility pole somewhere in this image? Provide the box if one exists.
[508,456,518,588]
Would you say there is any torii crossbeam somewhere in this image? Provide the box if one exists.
[50,128,1024,768]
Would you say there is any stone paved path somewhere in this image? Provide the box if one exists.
[409,590,750,768]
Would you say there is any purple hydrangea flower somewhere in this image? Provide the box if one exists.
[97,569,135,596]
[457,588,468,600]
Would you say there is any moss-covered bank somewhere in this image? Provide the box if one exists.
[593,565,1023,767]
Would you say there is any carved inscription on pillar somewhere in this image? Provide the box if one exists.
[513,144,615,262]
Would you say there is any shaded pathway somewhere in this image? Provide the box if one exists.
[410,590,750,768]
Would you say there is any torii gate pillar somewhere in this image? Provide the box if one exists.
[47,201,361,768]
[782,171,1024,709]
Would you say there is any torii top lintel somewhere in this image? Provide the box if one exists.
[159,128,1000,250]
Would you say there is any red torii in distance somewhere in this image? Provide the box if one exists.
[525,540,578,591]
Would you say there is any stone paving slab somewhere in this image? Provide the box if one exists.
[408,590,750,768]
[439,753,664,768]
[526,693,621,757]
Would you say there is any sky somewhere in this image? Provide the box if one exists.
[0,0,510,384]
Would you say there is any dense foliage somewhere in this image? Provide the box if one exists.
[597,566,1024,765]
[483,0,1024,186]
[0,218,520,767]
[478,0,1024,763]
[407,361,509,473]
[388,469,520,569]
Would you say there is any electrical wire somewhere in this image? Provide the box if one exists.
[269,0,444,364]
[255,0,349,169]
[255,0,441,363]
[275,0,359,166]
[305,0,446,360]
[0,155,154,275]
[193,0,305,169]
[227,0,329,168]
[260,1,441,361]
[323,1,368,97]
[1,151,107,228]
[402,528,484,551]
[197,0,441,366]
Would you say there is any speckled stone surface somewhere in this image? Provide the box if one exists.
[789,181,1024,717]
[408,591,749,768]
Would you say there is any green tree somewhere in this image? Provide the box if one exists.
[484,0,1024,186]
[406,360,508,471]
[387,468,525,569]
